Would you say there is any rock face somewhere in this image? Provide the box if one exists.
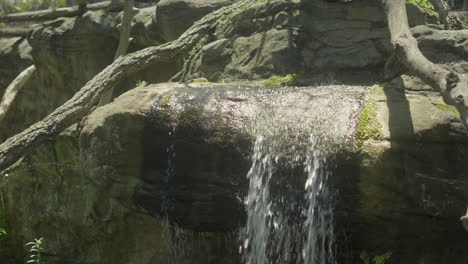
[344,75,468,264]
[175,1,432,81]
[3,77,468,264]
[1,128,240,264]
[1,0,468,264]
[0,37,32,99]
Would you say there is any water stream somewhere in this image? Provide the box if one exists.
[241,84,364,264]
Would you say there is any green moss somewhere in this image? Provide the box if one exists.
[368,84,386,98]
[405,0,438,18]
[161,93,173,106]
[190,78,213,86]
[189,35,209,56]
[463,19,468,28]
[356,103,383,150]
[220,0,267,23]
[434,103,460,118]
[262,74,299,87]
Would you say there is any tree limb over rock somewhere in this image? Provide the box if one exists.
[0,1,123,23]
[0,27,30,37]
[0,0,249,173]
[381,0,468,127]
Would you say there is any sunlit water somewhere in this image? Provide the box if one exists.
[241,84,364,264]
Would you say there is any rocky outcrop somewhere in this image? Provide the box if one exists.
[2,76,468,263]
[0,0,467,263]
[0,37,32,99]
[344,75,468,264]
[175,1,434,82]
[1,127,240,264]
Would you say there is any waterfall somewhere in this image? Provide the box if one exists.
[240,84,365,264]
[242,135,337,264]
[243,136,274,264]
[302,136,336,264]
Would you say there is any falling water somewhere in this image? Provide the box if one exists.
[241,84,365,264]
[243,136,274,264]
[302,136,336,264]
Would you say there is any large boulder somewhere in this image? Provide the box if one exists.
[79,81,364,231]
[2,76,468,263]
[344,75,468,264]
[175,0,434,81]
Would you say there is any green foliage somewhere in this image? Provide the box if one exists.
[360,251,392,264]
[355,103,383,149]
[190,78,213,86]
[17,0,66,12]
[405,0,438,17]
[434,103,460,118]
[136,80,148,87]
[161,93,173,106]
[25,237,45,264]
[406,0,434,9]
[464,19,468,28]
[262,74,299,87]
[373,252,392,264]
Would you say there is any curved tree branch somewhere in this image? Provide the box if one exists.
[0,1,123,23]
[381,0,468,127]
[0,0,249,173]
[381,0,468,231]
[0,65,36,122]
[0,27,31,37]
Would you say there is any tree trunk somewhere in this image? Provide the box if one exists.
[381,0,468,126]
[0,27,30,37]
[464,0,468,10]
[381,0,468,231]
[99,0,138,106]
[0,0,248,173]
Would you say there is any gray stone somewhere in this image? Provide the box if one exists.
[0,37,32,99]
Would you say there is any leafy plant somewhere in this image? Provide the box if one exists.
[17,0,66,12]
[373,252,392,264]
[136,80,148,87]
[25,237,45,264]
[360,250,392,264]
[0,228,6,236]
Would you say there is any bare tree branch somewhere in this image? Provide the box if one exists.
[0,0,248,173]
[0,65,36,122]
[0,1,122,23]
[0,27,30,37]
[381,0,468,127]
[99,0,139,106]
[381,0,468,231]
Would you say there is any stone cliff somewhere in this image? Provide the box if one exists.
[0,0,467,263]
